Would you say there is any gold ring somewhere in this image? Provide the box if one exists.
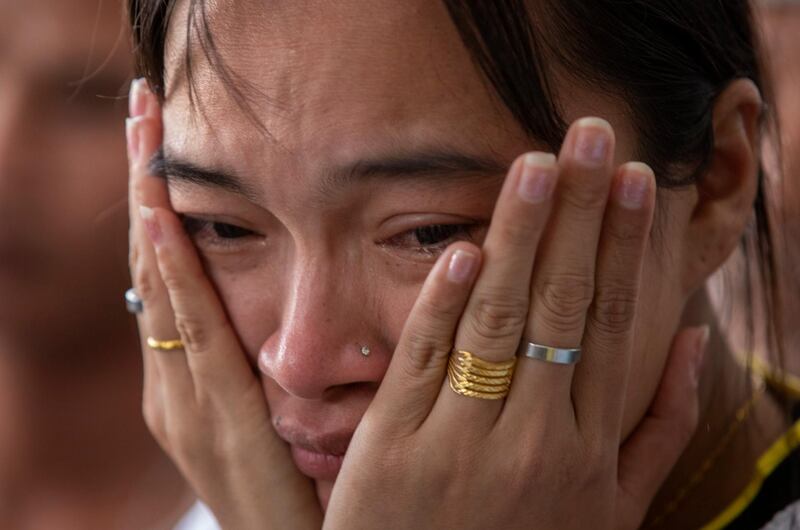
[147,336,185,351]
[448,350,516,400]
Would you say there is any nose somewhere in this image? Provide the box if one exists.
[258,257,389,400]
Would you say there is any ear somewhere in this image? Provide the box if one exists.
[681,79,763,294]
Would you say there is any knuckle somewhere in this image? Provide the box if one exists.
[591,283,638,335]
[468,289,528,341]
[607,215,645,245]
[133,175,149,205]
[128,239,140,272]
[526,448,578,490]
[561,182,608,212]
[581,434,612,466]
[160,263,188,294]
[534,274,594,333]
[134,267,161,305]
[400,295,464,374]
[403,332,453,375]
[174,313,210,353]
[572,439,614,490]
[495,217,542,246]
[418,296,464,327]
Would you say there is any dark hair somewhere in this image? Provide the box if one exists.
[128,0,792,423]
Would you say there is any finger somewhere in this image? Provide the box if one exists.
[127,80,160,383]
[512,118,615,417]
[573,162,656,436]
[368,243,481,435]
[436,152,557,424]
[139,202,263,407]
[126,80,192,442]
[616,326,708,530]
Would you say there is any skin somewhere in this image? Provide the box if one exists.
[129,0,788,527]
[0,0,192,528]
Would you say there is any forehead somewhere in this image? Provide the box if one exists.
[162,0,532,177]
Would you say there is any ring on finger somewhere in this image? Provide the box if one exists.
[147,336,185,352]
[518,342,582,365]
[448,350,516,400]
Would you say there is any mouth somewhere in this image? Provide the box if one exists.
[290,445,346,481]
[274,423,354,481]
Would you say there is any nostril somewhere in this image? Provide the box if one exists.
[258,348,328,399]
[258,341,389,401]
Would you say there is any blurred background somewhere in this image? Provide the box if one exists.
[759,0,800,375]
[0,1,796,529]
[0,0,194,528]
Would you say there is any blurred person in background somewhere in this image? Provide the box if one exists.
[759,0,800,364]
[0,1,199,528]
[759,0,800,206]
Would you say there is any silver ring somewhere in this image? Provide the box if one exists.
[125,288,143,314]
[518,342,581,365]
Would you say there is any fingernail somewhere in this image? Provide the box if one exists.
[574,118,612,167]
[518,152,557,204]
[447,250,477,284]
[139,205,162,246]
[126,118,140,162]
[690,325,710,388]
[129,78,146,118]
[616,163,652,210]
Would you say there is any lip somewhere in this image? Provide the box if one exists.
[274,423,354,481]
[290,445,346,481]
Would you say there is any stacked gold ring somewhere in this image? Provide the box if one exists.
[447,350,517,400]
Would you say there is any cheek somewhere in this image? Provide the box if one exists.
[206,264,282,363]
[202,254,429,367]
[620,249,685,438]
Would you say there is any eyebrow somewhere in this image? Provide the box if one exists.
[151,148,260,200]
[152,147,508,201]
[328,149,508,189]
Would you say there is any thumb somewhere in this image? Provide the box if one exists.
[616,325,710,529]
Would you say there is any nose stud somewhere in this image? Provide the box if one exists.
[360,345,371,357]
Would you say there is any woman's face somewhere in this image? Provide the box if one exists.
[162,0,696,506]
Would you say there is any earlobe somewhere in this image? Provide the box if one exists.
[681,79,764,294]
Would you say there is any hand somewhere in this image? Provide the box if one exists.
[323,118,708,530]
[126,79,323,530]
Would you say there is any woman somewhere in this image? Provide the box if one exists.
[126,0,798,528]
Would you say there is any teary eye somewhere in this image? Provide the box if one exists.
[412,224,468,246]
[211,222,253,239]
[181,216,254,239]
[382,222,482,259]
[179,215,260,253]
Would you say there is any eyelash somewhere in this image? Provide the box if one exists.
[384,223,479,255]
[180,216,258,248]
[179,215,479,256]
